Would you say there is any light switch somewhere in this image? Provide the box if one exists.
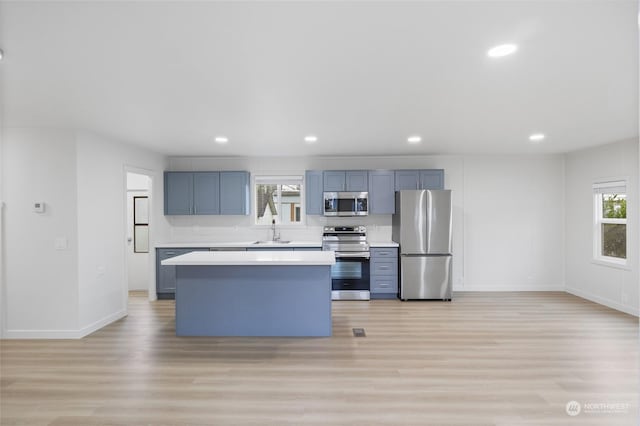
[34,202,45,213]
[54,237,68,250]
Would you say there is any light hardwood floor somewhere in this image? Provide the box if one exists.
[1,292,638,425]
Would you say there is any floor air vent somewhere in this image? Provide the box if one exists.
[352,328,366,337]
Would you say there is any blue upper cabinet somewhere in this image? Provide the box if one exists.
[220,171,250,215]
[323,170,368,192]
[305,170,323,215]
[323,171,346,191]
[193,172,220,215]
[165,171,249,215]
[345,171,368,191]
[420,169,444,189]
[394,170,420,190]
[395,169,444,190]
[368,170,395,214]
[165,172,194,215]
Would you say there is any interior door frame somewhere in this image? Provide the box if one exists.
[123,166,156,307]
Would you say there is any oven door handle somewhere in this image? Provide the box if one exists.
[335,252,370,259]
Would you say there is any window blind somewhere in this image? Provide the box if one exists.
[255,176,303,185]
[593,180,626,194]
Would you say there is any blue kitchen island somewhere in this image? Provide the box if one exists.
[161,250,335,337]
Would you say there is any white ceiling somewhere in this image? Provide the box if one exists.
[1,1,638,156]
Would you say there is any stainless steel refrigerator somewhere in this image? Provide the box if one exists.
[392,190,452,301]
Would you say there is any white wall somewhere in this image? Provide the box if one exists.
[2,128,80,337]
[565,138,639,316]
[76,131,167,334]
[1,128,168,338]
[463,155,565,290]
[0,114,4,333]
[166,154,566,291]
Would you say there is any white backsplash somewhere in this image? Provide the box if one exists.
[164,214,393,243]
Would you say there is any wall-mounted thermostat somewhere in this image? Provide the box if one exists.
[34,202,45,213]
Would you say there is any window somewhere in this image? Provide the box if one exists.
[254,176,303,225]
[593,180,627,265]
[133,196,149,253]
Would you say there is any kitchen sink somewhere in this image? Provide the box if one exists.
[252,240,291,245]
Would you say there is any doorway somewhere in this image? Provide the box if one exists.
[126,172,151,295]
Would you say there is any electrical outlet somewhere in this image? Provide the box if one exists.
[621,292,629,304]
[54,237,68,250]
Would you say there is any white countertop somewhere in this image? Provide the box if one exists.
[369,241,399,247]
[161,250,336,266]
[156,241,398,248]
[156,241,322,248]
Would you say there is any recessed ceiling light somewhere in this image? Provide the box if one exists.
[487,44,518,58]
[407,136,422,144]
[214,136,228,144]
[304,135,318,143]
[529,133,545,142]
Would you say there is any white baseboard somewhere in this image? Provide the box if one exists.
[2,309,128,339]
[456,284,564,292]
[566,287,639,317]
[77,309,127,338]
[3,328,84,339]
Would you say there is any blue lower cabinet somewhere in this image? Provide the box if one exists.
[370,247,398,299]
[156,248,208,299]
[294,247,322,251]
[371,277,398,294]
[371,260,397,276]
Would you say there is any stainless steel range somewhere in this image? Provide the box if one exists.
[322,225,370,300]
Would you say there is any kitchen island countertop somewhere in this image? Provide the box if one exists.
[162,250,336,266]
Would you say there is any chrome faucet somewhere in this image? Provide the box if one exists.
[271,219,280,242]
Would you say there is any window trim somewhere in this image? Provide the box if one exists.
[592,177,629,269]
[252,175,305,227]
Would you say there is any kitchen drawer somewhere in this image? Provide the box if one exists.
[371,276,398,293]
[370,247,398,259]
[370,260,398,276]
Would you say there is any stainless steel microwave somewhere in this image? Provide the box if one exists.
[323,192,368,216]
